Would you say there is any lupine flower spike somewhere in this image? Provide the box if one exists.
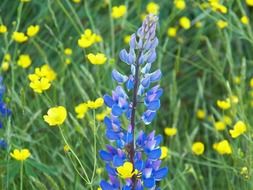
[100,14,168,190]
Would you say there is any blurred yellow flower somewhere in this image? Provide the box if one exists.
[217,98,231,110]
[29,77,51,93]
[167,27,177,38]
[160,146,169,159]
[37,64,57,81]
[20,0,31,2]
[27,25,40,37]
[229,121,247,138]
[233,76,241,84]
[65,58,71,65]
[64,48,72,55]
[216,20,228,29]
[222,115,232,125]
[230,95,239,104]
[249,78,253,88]
[196,109,206,119]
[0,24,7,33]
[179,17,191,29]
[246,0,253,6]
[111,5,127,19]
[12,31,28,43]
[192,142,204,155]
[78,29,99,48]
[87,53,107,65]
[241,16,249,25]
[87,98,104,109]
[210,2,227,14]
[64,144,70,152]
[146,2,160,15]
[17,54,32,68]
[72,0,81,3]
[124,35,131,44]
[96,167,103,175]
[164,127,177,137]
[10,149,31,161]
[96,108,111,121]
[43,106,67,126]
[1,62,9,71]
[4,53,11,62]
[75,103,88,119]
[213,140,232,155]
[174,0,186,10]
[214,121,226,131]
[195,21,203,28]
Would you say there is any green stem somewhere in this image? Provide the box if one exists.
[20,161,23,190]
[90,110,97,183]
[108,0,115,58]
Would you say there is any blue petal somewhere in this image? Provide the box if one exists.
[154,167,168,180]
[112,69,128,83]
[135,160,144,171]
[147,100,160,111]
[142,110,156,125]
[126,76,134,90]
[148,148,161,160]
[106,130,119,140]
[104,117,112,129]
[141,62,152,74]
[143,177,155,188]
[112,104,123,116]
[100,180,114,190]
[113,155,124,167]
[129,34,136,49]
[99,150,113,161]
[155,135,163,146]
[105,164,117,176]
[103,95,114,107]
[122,186,131,190]
[147,50,156,63]
[141,76,150,88]
[150,70,162,82]
[119,49,130,65]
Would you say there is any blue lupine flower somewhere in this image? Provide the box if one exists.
[100,14,168,189]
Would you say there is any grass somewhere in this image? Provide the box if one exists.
[0,0,253,189]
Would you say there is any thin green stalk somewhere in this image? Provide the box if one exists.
[20,161,23,190]
[108,0,115,58]
[90,110,97,183]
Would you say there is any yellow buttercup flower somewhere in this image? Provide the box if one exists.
[12,32,28,43]
[217,98,231,110]
[174,0,186,10]
[27,25,40,37]
[78,29,100,48]
[229,121,247,138]
[233,76,241,84]
[160,146,169,159]
[222,115,232,125]
[0,24,7,33]
[96,167,103,175]
[64,48,72,55]
[29,77,51,93]
[250,78,253,88]
[179,17,191,29]
[17,54,32,68]
[10,149,31,161]
[192,142,204,155]
[213,140,232,155]
[196,109,206,119]
[72,0,81,3]
[214,121,226,131]
[87,53,107,65]
[116,162,138,179]
[216,20,228,29]
[195,21,203,28]
[111,5,127,19]
[96,108,111,121]
[65,58,71,65]
[124,35,131,44]
[246,0,253,6]
[146,2,160,15]
[167,27,177,38]
[39,64,57,81]
[241,16,249,25]
[75,103,88,119]
[4,53,11,62]
[43,106,67,126]
[97,188,102,190]
[210,2,227,14]
[87,98,104,109]
[1,62,9,71]
[164,127,177,137]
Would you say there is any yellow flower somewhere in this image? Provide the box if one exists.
[230,95,239,104]
[12,32,28,43]
[64,144,70,152]
[96,167,103,175]
[65,58,71,65]
[196,109,206,119]
[164,127,177,137]
[64,48,72,55]
[2,61,9,71]
[179,17,191,29]
[246,0,253,6]
[214,121,226,131]
[39,64,57,81]
[72,0,81,3]
[229,121,247,138]
[216,20,228,29]
[96,108,111,121]
[217,98,231,110]
[210,2,227,14]
[116,162,138,179]
[20,0,31,2]
[0,24,7,33]
[213,140,232,155]
[222,115,232,125]
[174,0,186,10]
[146,2,160,15]
[167,27,177,38]
[124,35,131,44]
[241,16,249,25]
[233,76,241,84]
[97,188,102,190]
[29,77,51,93]
[87,53,107,65]
[78,29,97,48]
[27,25,40,37]
[43,106,67,126]
[111,5,127,19]
[75,103,88,119]
[17,54,32,68]
[192,142,205,155]
[10,149,31,161]
[195,21,203,28]
[4,53,11,62]
[160,146,169,159]
[87,98,104,109]
[250,78,253,88]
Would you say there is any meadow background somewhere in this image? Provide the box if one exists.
[0,0,253,189]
